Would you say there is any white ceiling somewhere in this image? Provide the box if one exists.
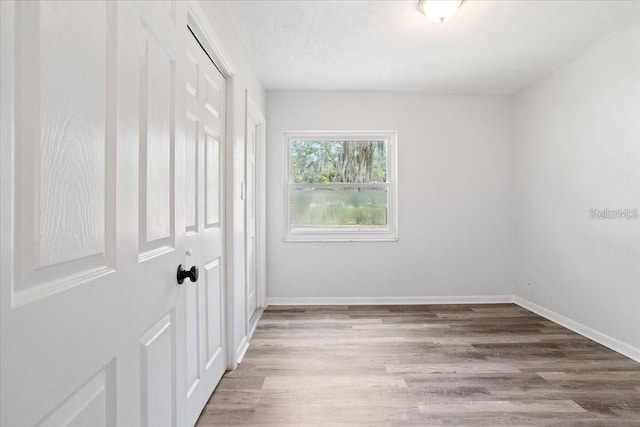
[226,0,640,94]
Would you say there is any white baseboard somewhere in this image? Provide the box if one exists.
[514,296,640,363]
[233,309,265,367]
[235,336,249,365]
[248,308,263,339]
[266,295,515,306]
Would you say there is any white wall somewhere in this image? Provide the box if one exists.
[266,92,515,300]
[514,25,640,350]
[199,0,266,363]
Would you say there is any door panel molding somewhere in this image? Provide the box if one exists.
[36,360,116,427]
[138,22,177,258]
[8,0,118,308]
[139,311,176,427]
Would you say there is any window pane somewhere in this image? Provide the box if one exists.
[290,140,387,184]
[290,187,388,229]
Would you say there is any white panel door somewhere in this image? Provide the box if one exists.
[0,1,189,426]
[245,116,258,322]
[184,29,227,426]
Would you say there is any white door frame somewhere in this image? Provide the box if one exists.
[185,1,239,371]
[245,92,267,321]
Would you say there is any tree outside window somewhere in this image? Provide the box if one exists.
[284,131,397,242]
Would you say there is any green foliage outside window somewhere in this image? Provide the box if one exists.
[289,140,388,228]
[290,140,387,184]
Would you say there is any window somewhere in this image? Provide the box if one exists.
[284,131,397,241]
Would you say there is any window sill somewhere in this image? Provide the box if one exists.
[284,234,398,243]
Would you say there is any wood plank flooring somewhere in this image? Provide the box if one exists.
[196,304,640,426]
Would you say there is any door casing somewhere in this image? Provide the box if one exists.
[245,92,267,336]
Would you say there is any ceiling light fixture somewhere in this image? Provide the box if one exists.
[418,0,463,23]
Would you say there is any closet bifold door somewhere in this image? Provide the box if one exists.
[183,23,228,427]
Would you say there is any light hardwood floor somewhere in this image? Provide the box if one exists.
[196,304,640,426]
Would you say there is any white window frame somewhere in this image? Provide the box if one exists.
[284,130,398,242]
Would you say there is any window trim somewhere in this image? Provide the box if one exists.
[283,130,398,242]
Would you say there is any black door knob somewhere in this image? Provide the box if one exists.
[177,264,199,284]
